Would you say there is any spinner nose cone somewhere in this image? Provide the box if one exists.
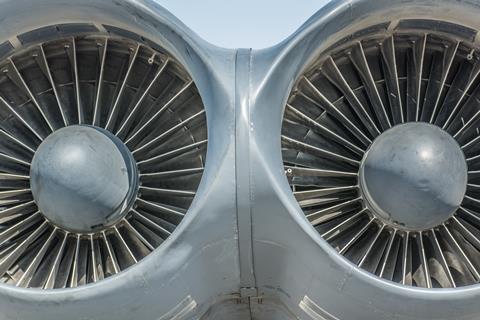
[30,125,138,233]
[360,123,467,230]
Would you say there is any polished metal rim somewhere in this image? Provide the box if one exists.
[282,24,480,288]
[0,32,207,288]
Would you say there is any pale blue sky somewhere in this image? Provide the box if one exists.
[157,0,330,49]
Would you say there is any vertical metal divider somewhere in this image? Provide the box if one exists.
[235,48,257,300]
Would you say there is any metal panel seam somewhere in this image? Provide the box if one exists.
[234,48,257,293]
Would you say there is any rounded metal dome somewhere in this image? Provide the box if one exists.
[30,125,139,233]
[282,18,480,288]
[359,122,467,231]
[0,30,207,289]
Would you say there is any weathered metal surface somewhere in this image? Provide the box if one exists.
[0,0,480,319]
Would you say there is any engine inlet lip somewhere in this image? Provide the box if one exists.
[281,11,480,289]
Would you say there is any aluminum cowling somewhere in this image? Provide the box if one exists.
[0,0,480,319]
[251,0,480,319]
[0,0,238,319]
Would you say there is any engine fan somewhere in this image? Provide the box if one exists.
[0,31,207,289]
[282,22,480,289]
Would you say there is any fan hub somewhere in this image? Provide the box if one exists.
[30,125,138,233]
[359,122,467,231]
